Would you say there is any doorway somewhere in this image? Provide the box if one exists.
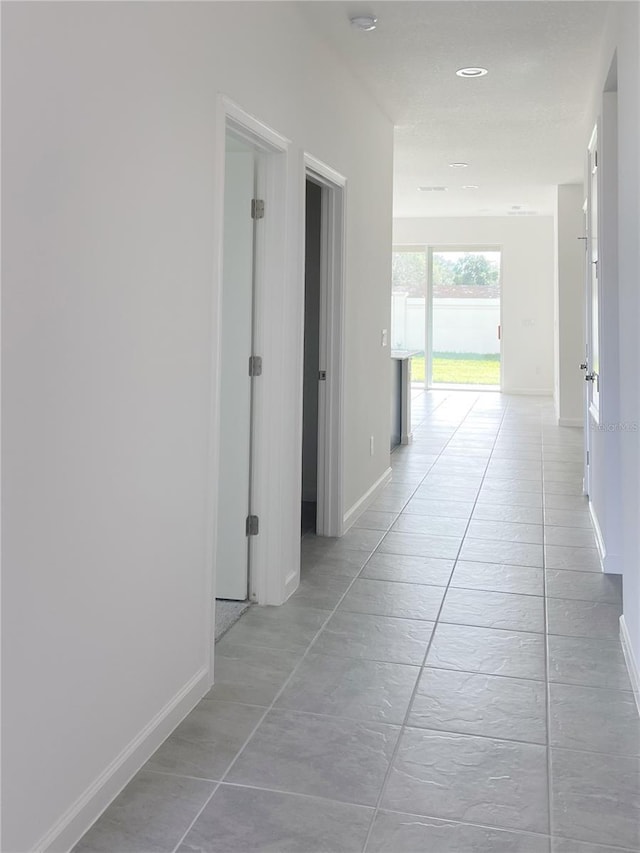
[427,248,502,390]
[212,100,289,619]
[301,156,346,539]
[209,106,345,677]
[301,179,322,534]
[583,124,601,497]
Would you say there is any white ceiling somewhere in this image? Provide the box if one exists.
[299,1,611,217]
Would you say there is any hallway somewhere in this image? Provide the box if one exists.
[75,392,639,853]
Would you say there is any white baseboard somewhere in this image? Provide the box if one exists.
[588,500,622,573]
[558,417,583,428]
[38,667,210,853]
[342,466,392,533]
[620,615,640,717]
[284,568,299,601]
[588,500,606,571]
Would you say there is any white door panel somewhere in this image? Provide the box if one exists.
[216,145,254,600]
[583,126,600,497]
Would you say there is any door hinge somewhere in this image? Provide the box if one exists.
[249,355,263,377]
[586,451,590,466]
[246,515,259,536]
[319,370,327,380]
[251,199,265,220]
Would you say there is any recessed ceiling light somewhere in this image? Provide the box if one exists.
[418,186,448,192]
[456,67,488,78]
[350,15,377,31]
[449,162,469,168]
[462,185,479,190]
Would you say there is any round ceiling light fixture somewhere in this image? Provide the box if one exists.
[462,184,479,189]
[456,67,488,78]
[350,15,377,31]
[449,162,469,168]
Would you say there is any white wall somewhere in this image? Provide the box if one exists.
[393,217,555,395]
[611,1,640,682]
[555,184,586,426]
[1,3,393,850]
[584,3,640,675]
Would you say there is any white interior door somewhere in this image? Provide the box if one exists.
[583,127,600,496]
[581,199,591,496]
[216,135,255,600]
[588,128,601,415]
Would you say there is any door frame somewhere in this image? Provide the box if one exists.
[583,122,600,498]
[207,96,290,684]
[426,245,503,390]
[302,154,346,538]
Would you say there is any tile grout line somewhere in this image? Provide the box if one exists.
[148,698,637,758]
[158,773,640,853]
[541,407,555,842]
[170,556,382,851]
[361,392,510,853]
[172,400,604,853]
[170,394,468,852]
[83,398,632,852]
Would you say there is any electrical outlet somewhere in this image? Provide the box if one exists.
[370,435,375,456]
[381,329,388,347]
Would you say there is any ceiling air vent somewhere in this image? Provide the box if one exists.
[418,186,448,192]
[508,210,538,216]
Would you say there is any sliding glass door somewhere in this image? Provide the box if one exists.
[427,248,501,389]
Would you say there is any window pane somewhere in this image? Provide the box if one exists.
[430,250,501,387]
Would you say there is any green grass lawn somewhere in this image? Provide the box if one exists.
[411,352,500,386]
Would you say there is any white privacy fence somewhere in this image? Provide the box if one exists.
[392,294,500,355]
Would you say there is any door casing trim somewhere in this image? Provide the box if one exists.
[302,153,347,538]
[208,96,290,685]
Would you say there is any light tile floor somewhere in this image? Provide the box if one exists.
[75,391,640,853]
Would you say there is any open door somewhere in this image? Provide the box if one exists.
[582,126,600,496]
[215,131,257,601]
